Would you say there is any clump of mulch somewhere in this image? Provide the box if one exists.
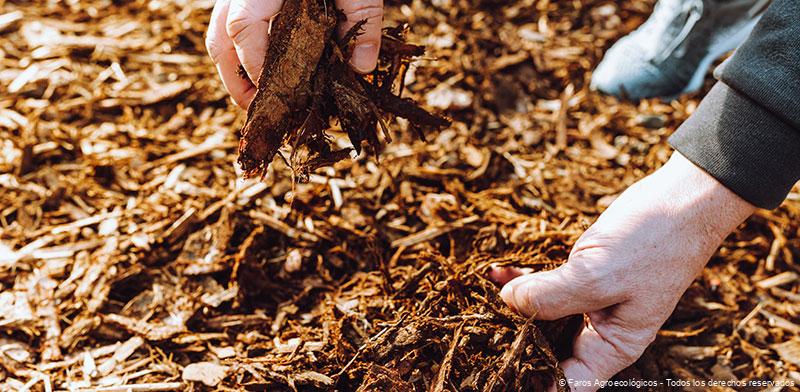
[238,0,449,181]
[3,0,800,391]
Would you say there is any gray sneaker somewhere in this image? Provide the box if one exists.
[591,0,770,100]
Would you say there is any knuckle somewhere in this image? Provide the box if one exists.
[601,335,643,367]
[513,281,541,317]
[345,1,383,23]
[565,260,609,291]
[226,2,260,42]
[226,15,252,43]
[205,36,224,64]
[568,234,599,260]
[614,336,648,365]
[565,247,629,301]
[603,325,654,366]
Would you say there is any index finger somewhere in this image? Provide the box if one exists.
[335,0,384,73]
[206,0,256,108]
[227,0,283,84]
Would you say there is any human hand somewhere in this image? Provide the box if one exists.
[206,0,383,108]
[490,152,755,391]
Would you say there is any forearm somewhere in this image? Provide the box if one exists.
[648,151,756,243]
[586,151,756,275]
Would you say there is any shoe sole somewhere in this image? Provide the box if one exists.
[680,16,761,96]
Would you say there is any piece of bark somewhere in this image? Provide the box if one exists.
[237,0,336,175]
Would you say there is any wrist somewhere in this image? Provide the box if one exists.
[650,151,756,242]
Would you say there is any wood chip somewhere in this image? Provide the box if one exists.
[181,362,229,387]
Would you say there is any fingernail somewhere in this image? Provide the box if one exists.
[351,44,378,73]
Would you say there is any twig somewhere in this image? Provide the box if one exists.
[75,382,184,392]
[248,210,319,242]
[334,313,409,379]
[431,321,464,392]
[391,215,479,248]
[485,316,534,392]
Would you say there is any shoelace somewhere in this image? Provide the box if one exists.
[651,0,704,63]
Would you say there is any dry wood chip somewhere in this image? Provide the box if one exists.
[0,10,24,31]
[391,215,479,248]
[756,271,798,289]
[772,338,800,368]
[0,291,34,327]
[96,336,144,376]
[73,382,184,392]
[249,210,319,242]
[103,314,186,341]
[181,362,229,387]
[0,338,33,364]
[293,370,334,387]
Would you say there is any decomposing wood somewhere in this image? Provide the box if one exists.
[431,321,464,392]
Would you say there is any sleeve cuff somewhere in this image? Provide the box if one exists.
[668,82,800,209]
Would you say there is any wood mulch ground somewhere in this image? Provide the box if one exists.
[2,0,800,390]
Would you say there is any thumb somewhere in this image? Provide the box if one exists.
[335,0,383,73]
[560,311,656,391]
[497,264,617,320]
[226,0,283,84]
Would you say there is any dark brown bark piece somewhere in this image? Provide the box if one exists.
[237,0,336,176]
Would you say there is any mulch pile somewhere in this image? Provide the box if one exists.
[3,0,800,391]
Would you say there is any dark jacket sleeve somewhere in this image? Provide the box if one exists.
[668,0,800,209]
